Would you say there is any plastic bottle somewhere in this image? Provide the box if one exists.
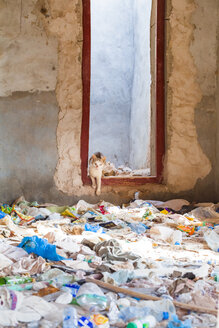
[27,322,39,328]
[171,230,182,245]
[91,314,109,328]
[76,283,107,312]
[126,315,157,328]
[150,226,175,243]
[210,266,219,281]
[7,283,33,291]
[40,268,74,286]
[119,306,164,323]
[151,298,175,320]
[78,316,94,327]
[204,230,219,252]
[214,274,219,282]
[63,306,77,328]
[0,276,33,285]
[62,283,80,297]
[119,306,151,322]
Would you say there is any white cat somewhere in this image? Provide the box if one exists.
[88,152,106,196]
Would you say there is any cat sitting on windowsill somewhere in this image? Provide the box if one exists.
[88,152,106,196]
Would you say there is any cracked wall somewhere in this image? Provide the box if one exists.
[0,0,218,204]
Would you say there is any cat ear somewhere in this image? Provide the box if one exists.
[92,154,97,160]
[102,156,106,163]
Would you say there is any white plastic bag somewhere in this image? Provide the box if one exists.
[150,225,182,245]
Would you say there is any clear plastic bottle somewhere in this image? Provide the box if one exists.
[63,306,77,328]
[204,230,219,252]
[76,283,107,312]
[0,276,33,285]
[153,299,175,318]
[27,322,39,328]
[119,307,151,322]
[171,230,182,245]
[119,306,164,323]
[126,315,157,328]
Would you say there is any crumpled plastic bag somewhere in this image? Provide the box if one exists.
[3,255,47,276]
[188,206,219,220]
[0,210,7,219]
[0,254,13,270]
[26,207,51,218]
[103,270,134,285]
[94,239,140,262]
[18,236,67,261]
[160,199,190,211]
[167,314,191,328]
[61,207,80,219]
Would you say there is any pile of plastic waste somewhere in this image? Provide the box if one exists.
[0,196,218,327]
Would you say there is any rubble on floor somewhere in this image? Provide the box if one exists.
[0,196,218,327]
[103,162,150,177]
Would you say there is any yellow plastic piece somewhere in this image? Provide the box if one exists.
[160,209,169,215]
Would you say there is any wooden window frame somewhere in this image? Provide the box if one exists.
[81,0,165,186]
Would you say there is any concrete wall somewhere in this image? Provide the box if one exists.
[0,92,59,202]
[129,0,152,170]
[191,0,218,201]
[216,4,219,199]
[0,0,218,205]
[0,0,57,96]
[89,0,134,167]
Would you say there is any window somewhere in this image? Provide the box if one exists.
[81,0,165,185]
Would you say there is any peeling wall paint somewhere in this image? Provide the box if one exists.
[0,0,218,203]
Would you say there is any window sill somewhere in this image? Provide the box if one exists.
[82,175,162,186]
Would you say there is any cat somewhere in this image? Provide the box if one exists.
[88,152,106,196]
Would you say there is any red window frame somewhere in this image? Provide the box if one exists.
[81,0,165,186]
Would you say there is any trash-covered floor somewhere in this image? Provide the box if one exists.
[0,197,218,327]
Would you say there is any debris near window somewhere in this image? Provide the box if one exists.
[102,161,150,177]
[0,197,218,327]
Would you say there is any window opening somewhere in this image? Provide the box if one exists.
[81,0,165,185]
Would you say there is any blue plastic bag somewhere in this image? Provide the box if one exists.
[127,222,148,234]
[167,315,191,328]
[18,235,67,261]
[84,223,104,233]
[0,211,6,219]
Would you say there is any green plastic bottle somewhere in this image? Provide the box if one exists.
[214,274,219,282]
[126,315,156,328]
[0,276,33,286]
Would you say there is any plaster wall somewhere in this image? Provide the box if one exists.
[89,0,134,167]
[216,1,219,199]
[46,0,218,200]
[191,0,218,200]
[129,0,152,170]
[0,0,218,204]
[0,92,59,203]
[0,0,58,96]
